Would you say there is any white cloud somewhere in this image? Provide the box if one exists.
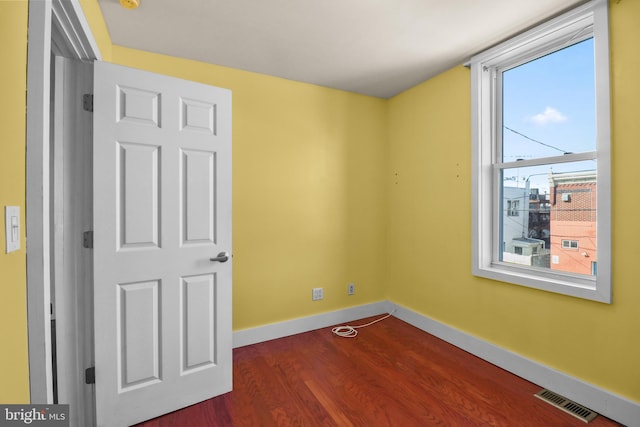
[527,107,567,126]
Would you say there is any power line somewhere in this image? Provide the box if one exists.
[504,126,571,155]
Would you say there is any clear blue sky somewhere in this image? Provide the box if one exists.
[501,38,596,193]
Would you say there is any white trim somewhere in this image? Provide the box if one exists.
[470,1,598,68]
[26,0,54,404]
[52,56,95,427]
[390,302,640,427]
[591,0,612,302]
[51,0,101,61]
[232,301,392,348]
[26,0,101,406]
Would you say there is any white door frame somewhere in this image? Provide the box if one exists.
[52,56,95,426]
[26,0,100,404]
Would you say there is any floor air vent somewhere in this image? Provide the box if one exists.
[534,389,598,423]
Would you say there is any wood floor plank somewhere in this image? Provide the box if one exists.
[135,316,623,427]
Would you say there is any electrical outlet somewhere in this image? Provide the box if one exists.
[312,287,324,301]
[347,283,355,296]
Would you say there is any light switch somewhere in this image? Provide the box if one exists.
[5,206,20,253]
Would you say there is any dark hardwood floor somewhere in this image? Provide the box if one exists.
[136,315,622,426]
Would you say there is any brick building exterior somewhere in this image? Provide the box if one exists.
[548,171,597,276]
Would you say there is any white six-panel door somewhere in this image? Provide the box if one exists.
[93,62,232,427]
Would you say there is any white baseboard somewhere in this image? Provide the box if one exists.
[390,302,640,427]
[233,301,393,348]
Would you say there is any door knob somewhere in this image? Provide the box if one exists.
[210,251,230,263]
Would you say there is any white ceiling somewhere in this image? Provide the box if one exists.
[97,0,585,98]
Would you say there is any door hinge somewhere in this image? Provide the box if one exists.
[85,367,95,385]
[83,231,93,249]
[83,94,93,112]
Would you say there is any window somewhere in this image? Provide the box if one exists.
[562,240,579,249]
[471,0,611,303]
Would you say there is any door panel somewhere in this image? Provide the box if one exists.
[181,274,216,371]
[117,280,161,391]
[93,62,232,427]
[117,142,160,249]
[181,149,216,244]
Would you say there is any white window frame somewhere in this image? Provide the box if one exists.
[470,0,611,303]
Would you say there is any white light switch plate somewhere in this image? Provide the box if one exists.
[5,206,20,253]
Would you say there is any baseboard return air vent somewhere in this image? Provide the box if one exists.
[534,389,598,423]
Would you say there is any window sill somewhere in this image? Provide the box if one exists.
[473,263,610,303]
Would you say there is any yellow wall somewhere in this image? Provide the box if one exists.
[2,0,637,408]
[109,47,389,330]
[386,0,640,403]
[0,0,31,403]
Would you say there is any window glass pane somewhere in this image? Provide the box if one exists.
[502,38,595,162]
[500,161,596,276]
